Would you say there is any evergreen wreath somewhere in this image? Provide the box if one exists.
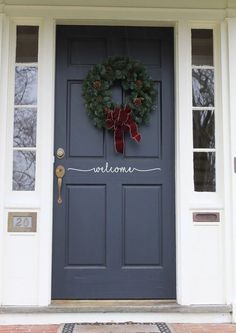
[82,56,156,153]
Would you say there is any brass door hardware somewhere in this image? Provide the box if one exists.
[55,165,65,204]
[56,148,65,159]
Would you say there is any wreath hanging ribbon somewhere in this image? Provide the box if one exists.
[82,56,156,154]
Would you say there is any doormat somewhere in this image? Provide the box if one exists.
[58,323,174,333]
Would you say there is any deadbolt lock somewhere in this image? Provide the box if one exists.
[56,147,65,159]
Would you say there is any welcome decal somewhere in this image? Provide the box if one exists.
[68,162,161,174]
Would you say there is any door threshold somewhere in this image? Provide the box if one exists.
[50,299,178,313]
[45,300,231,314]
[0,301,231,314]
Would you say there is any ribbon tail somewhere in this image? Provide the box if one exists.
[127,117,141,142]
[114,128,124,154]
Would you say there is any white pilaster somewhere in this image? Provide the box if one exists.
[0,14,9,305]
[37,17,56,306]
[226,18,236,323]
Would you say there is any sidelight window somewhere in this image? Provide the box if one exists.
[12,26,39,191]
[191,29,216,192]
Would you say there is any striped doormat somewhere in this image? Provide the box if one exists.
[58,323,174,333]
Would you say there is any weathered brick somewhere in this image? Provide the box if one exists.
[0,326,59,333]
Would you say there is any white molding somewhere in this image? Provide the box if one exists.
[0,6,227,22]
[0,13,8,306]
[175,19,192,305]
[219,20,232,305]
[226,18,236,322]
[37,17,56,306]
[0,0,233,9]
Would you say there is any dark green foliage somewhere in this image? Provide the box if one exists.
[82,56,157,128]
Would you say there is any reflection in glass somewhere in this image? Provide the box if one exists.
[194,152,216,192]
[192,29,213,66]
[14,108,37,147]
[15,66,38,105]
[16,26,39,63]
[193,110,215,148]
[192,68,214,107]
[13,150,36,191]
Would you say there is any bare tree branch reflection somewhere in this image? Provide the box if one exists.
[14,108,37,147]
[193,110,215,148]
[13,150,36,191]
[15,66,38,105]
[192,69,214,107]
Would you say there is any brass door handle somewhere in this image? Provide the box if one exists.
[55,165,65,204]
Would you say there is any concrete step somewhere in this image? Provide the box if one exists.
[0,301,232,325]
[0,300,232,313]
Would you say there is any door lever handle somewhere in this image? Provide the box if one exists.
[55,165,65,204]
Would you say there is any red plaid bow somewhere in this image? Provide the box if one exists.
[105,105,141,154]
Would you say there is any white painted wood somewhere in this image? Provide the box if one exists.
[175,19,193,305]
[0,0,232,10]
[4,19,38,208]
[175,21,225,305]
[2,212,39,305]
[226,18,236,323]
[189,23,224,208]
[37,17,56,306]
[193,149,216,152]
[219,20,233,306]
[0,312,232,325]
[0,13,7,306]
[0,6,227,22]
[1,18,42,306]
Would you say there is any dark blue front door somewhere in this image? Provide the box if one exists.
[52,26,175,299]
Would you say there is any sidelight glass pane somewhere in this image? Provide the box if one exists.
[192,29,213,66]
[13,108,37,147]
[15,66,38,105]
[16,26,39,63]
[12,150,36,191]
[193,110,215,148]
[192,68,214,107]
[194,152,216,192]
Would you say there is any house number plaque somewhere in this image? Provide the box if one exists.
[8,212,37,232]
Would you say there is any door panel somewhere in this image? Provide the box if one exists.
[67,185,106,266]
[52,26,175,299]
[123,185,162,266]
[68,82,104,157]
